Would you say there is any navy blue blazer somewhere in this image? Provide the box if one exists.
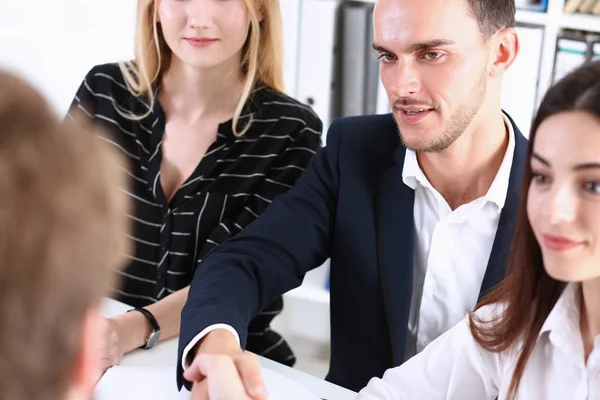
[178,113,528,392]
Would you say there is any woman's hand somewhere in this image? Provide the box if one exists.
[98,310,151,371]
[98,317,125,371]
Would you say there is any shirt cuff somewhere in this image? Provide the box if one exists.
[181,324,241,370]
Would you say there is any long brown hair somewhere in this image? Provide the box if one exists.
[469,60,600,399]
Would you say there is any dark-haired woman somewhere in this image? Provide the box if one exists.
[356,61,600,400]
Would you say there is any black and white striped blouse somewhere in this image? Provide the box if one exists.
[68,63,322,365]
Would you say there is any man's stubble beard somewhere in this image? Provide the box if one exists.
[397,69,488,153]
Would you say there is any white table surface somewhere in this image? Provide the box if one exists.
[100,298,356,400]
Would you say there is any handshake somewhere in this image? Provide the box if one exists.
[184,329,268,400]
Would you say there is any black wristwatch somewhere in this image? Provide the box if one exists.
[127,307,161,349]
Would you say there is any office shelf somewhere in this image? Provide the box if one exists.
[559,13,600,32]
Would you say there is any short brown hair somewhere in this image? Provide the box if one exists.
[465,0,516,38]
[0,71,131,400]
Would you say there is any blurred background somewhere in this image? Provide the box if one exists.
[1,0,599,379]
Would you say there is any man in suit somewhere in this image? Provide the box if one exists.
[0,71,130,400]
[179,0,525,397]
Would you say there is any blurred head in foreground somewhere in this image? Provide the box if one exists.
[0,70,131,400]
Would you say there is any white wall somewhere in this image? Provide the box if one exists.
[0,0,302,115]
[0,0,138,115]
[280,0,301,97]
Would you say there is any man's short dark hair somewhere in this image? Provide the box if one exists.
[465,0,516,38]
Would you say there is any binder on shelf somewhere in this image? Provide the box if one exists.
[564,0,585,13]
[515,0,548,12]
[593,0,600,14]
[552,33,590,83]
[593,42,600,60]
[334,2,381,118]
[577,0,598,13]
[338,1,369,117]
[364,4,380,116]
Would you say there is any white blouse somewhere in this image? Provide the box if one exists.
[357,284,600,400]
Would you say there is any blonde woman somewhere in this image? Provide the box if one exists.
[68,0,322,370]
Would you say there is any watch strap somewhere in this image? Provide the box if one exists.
[127,307,161,348]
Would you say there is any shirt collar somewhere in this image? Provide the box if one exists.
[539,283,581,338]
[401,145,428,191]
[401,113,516,210]
[485,114,515,209]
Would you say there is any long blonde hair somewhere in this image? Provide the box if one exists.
[119,0,284,136]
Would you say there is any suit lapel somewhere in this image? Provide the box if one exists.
[480,120,529,297]
[480,190,519,296]
[375,148,415,366]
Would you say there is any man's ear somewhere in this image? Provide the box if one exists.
[488,27,519,78]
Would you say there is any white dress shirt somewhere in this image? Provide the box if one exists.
[183,115,515,370]
[357,283,600,400]
[402,115,515,359]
